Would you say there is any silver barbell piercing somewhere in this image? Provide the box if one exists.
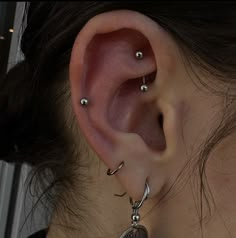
[135,51,148,92]
[140,76,148,92]
[80,51,147,106]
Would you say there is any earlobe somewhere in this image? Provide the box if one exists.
[69,10,183,201]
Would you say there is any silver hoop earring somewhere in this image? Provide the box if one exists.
[107,161,125,176]
[119,182,150,238]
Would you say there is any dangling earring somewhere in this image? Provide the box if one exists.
[119,182,150,238]
[135,51,148,92]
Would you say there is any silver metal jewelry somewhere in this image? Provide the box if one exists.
[140,76,148,92]
[135,51,143,59]
[107,161,125,176]
[135,51,148,92]
[119,182,150,238]
[80,98,89,106]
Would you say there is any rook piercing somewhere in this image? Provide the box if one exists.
[107,161,125,176]
[135,51,148,92]
[80,98,89,106]
[140,76,148,92]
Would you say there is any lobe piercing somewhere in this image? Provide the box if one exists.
[107,161,125,176]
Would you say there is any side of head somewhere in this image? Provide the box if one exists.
[1,2,236,237]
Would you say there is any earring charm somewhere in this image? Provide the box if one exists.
[119,182,150,238]
[80,98,89,106]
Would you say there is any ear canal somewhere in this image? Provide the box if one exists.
[107,70,166,152]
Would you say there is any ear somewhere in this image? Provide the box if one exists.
[69,10,185,200]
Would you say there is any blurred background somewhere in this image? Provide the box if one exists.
[0,2,49,238]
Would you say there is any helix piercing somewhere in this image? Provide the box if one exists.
[135,51,143,59]
[107,161,125,176]
[80,98,89,106]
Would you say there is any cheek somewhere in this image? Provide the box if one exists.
[182,90,223,157]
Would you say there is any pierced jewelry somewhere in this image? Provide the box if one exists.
[80,98,89,106]
[107,161,125,176]
[119,182,150,238]
[135,51,143,59]
[140,76,148,92]
[135,51,148,92]
[114,192,127,197]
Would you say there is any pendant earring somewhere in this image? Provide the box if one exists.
[119,182,150,238]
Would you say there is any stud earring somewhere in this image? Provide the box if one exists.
[135,51,143,60]
[80,98,89,106]
[119,182,150,238]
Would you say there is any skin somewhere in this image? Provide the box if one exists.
[46,10,236,238]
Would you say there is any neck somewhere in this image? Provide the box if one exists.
[46,159,131,238]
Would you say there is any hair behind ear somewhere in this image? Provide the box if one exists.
[0,61,34,162]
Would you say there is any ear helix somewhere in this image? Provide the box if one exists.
[79,50,151,238]
[80,50,148,106]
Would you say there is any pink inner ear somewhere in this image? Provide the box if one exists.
[107,71,166,153]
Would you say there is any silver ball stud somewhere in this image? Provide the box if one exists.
[135,51,143,59]
[80,98,89,106]
[131,214,140,222]
[140,84,148,92]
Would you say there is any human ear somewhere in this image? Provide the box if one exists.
[69,10,185,201]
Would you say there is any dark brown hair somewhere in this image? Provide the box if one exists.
[1,1,236,234]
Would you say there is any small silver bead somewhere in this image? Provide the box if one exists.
[135,51,143,59]
[131,214,140,222]
[140,84,148,92]
[80,98,89,106]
